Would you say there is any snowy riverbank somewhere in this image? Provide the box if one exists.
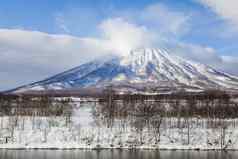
[0,104,238,150]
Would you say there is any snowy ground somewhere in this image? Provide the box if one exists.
[0,103,238,150]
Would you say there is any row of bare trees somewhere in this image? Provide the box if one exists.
[0,95,74,143]
[97,90,238,148]
[1,90,238,148]
[0,95,73,117]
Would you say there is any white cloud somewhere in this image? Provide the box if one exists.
[98,18,156,56]
[141,3,191,37]
[0,29,108,70]
[0,19,155,90]
[220,55,238,75]
[174,43,221,64]
[171,42,238,75]
[197,0,238,29]
[0,29,110,90]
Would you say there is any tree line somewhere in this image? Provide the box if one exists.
[96,89,238,148]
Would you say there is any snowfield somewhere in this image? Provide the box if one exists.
[1,104,238,150]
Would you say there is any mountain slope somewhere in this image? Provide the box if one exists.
[11,48,238,93]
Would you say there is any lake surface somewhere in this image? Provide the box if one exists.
[0,150,238,159]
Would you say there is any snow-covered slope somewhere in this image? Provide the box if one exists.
[11,48,238,93]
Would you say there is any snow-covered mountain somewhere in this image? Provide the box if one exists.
[11,48,238,93]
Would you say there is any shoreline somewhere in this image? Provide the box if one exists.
[0,145,237,151]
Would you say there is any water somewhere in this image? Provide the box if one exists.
[0,150,238,159]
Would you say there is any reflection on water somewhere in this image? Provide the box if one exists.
[0,150,237,159]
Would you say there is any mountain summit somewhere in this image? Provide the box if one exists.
[11,48,238,93]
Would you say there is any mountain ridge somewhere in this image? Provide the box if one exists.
[9,48,238,93]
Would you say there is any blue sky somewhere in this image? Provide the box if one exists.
[0,0,236,51]
[0,0,159,33]
[0,0,238,90]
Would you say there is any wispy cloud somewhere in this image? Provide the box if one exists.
[198,0,238,23]
[55,13,71,33]
[140,3,191,38]
[196,0,238,31]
